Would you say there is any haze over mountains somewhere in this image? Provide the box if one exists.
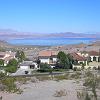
[0,29,99,40]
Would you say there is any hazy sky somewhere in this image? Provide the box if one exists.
[0,0,100,33]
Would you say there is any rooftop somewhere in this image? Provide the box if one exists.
[19,61,36,66]
[87,51,99,56]
[39,50,58,57]
[70,53,86,61]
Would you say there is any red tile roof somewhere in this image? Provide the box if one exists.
[70,53,86,61]
[88,51,99,56]
[39,50,58,57]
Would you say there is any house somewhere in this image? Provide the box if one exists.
[38,50,58,64]
[87,51,100,62]
[70,52,87,64]
[11,61,39,76]
[19,61,39,70]
[0,51,16,66]
[70,52,88,69]
[70,51,100,69]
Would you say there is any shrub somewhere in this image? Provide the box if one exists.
[70,72,81,79]
[85,71,93,77]
[37,63,52,72]
[77,91,91,100]
[1,78,17,92]
[15,77,30,84]
[54,89,67,97]
[83,75,100,100]
[7,59,18,67]
[0,72,5,78]
[5,66,17,73]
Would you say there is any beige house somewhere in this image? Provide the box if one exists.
[72,51,100,69]
[87,51,100,62]
[70,52,87,64]
[0,51,16,66]
[70,52,88,69]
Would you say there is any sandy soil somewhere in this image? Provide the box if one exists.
[0,80,84,100]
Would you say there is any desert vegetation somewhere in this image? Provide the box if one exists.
[0,69,100,100]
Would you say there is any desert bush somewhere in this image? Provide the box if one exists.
[0,77,32,93]
[70,72,81,79]
[85,71,93,77]
[15,77,30,84]
[83,75,100,100]
[30,77,39,83]
[1,78,17,92]
[54,74,69,81]
[77,91,91,100]
[54,89,67,97]
[0,77,23,93]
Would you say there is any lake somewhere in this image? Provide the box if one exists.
[7,38,96,46]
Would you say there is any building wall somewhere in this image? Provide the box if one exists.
[90,56,99,62]
[20,65,29,69]
[53,58,57,63]
[40,58,50,64]
[78,61,85,64]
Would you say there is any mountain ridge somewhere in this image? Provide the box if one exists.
[0,29,99,40]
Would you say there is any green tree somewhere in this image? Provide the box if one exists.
[7,59,18,67]
[40,63,50,69]
[15,51,20,59]
[16,51,25,62]
[38,63,51,72]
[0,59,4,67]
[5,66,17,73]
[57,51,70,69]
[5,59,18,73]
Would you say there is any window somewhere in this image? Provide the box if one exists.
[98,57,100,62]
[30,65,35,69]
[93,56,96,61]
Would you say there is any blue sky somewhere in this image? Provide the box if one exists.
[0,0,100,33]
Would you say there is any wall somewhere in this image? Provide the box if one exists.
[20,65,29,69]
[40,58,50,64]
[53,58,57,63]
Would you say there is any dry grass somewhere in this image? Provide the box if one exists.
[54,74,69,81]
[35,76,51,81]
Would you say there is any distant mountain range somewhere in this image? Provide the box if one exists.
[0,29,100,40]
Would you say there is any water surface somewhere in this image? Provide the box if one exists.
[7,38,95,46]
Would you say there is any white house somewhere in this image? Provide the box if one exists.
[38,50,58,64]
[11,61,39,76]
[19,61,39,70]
